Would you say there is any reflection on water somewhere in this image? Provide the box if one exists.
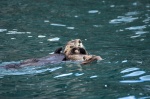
[0,0,150,98]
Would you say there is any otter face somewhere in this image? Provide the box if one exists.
[64,39,88,56]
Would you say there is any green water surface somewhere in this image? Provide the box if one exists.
[0,0,150,99]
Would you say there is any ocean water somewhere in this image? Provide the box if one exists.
[0,0,150,99]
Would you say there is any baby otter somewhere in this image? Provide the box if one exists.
[63,39,102,64]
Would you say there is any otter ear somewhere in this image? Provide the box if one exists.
[54,47,63,54]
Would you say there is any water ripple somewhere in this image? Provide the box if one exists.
[50,23,66,27]
[140,75,150,81]
[125,11,139,16]
[0,29,7,32]
[121,67,140,73]
[125,25,146,30]
[118,96,136,99]
[88,10,99,14]
[122,71,145,77]
[109,16,138,24]
[54,73,73,78]
[38,35,46,38]
[120,80,142,83]
[6,31,31,34]
[47,37,60,42]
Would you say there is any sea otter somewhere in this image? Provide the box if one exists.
[2,39,102,69]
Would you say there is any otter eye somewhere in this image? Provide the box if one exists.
[79,40,81,43]
[70,46,74,48]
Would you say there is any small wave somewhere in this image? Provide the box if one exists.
[75,73,84,76]
[140,75,150,81]
[109,16,138,24]
[125,11,139,16]
[120,80,142,83]
[130,35,141,38]
[66,27,75,29]
[122,71,145,77]
[90,75,98,78]
[118,95,136,99]
[6,31,31,34]
[0,29,7,32]
[47,37,60,42]
[88,10,99,14]
[120,67,139,73]
[0,64,62,78]
[50,23,66,27]
[38,35,46,38]
[54,73,73,78]
[125,25,146,30]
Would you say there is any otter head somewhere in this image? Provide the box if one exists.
[64,39,88,56]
